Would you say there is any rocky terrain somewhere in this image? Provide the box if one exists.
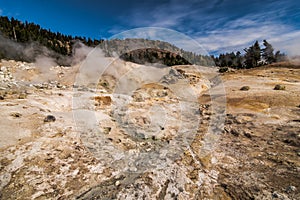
[0,58,299,200]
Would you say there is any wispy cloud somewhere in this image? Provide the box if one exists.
[126,2,193,28]
[193,12,300,55]
[195,20,286,50]
[114,0,300,55]
[107,25,128,36]
[270,30,300,56]
[0,8,3,15]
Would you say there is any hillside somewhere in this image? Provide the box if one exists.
[0,16,214,66]
[1,16,289,69]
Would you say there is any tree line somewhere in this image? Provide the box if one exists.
[213,40,287,69]
[0,16,103,56]
[0,16,287,68]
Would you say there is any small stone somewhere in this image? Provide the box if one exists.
[244,131,252,139]
[115,181,121,186]
[286,185,296,193]
[103,127,112,134]
[18,93,27,99]
[240,86,250,91]
[0,95,4,100]
[230,128,239,137]
[44,115,56,122]
[10,112,22,118]
[272,191,280,198]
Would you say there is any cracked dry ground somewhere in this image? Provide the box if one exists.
[0,60,299,199]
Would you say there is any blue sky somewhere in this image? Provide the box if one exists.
[0,0,299,55]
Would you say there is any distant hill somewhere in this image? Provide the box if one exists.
[99,39,214,66]
[0,16,213,66]
[0,16,102,65]
[0,16,287,68]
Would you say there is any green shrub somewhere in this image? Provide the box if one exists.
[18,93,27,99]
[240,86,250,91]
[274,84,285,90]
[219,67,228,73]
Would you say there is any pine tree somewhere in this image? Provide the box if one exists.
[253,41,261,66]
[262,39,274,64]
[244,41,261,68]
[274,51,287,62]
[236,51,243,68]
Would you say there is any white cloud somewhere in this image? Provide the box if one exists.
[193,14,300,55]
[124,0,201,28]
[107,26,128,35]
[270,31,300,56]
[115,0,300,56]
[0,8,3,15]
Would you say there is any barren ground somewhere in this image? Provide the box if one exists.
[0,60,299,199]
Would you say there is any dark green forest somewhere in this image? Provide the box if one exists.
[0,16,102,55]
[214,40,287,70]
[0,16,287,68]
